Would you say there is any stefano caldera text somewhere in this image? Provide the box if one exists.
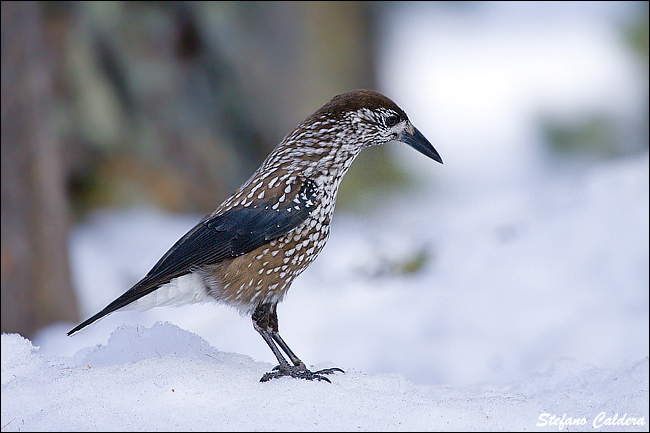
[537,412,646,430]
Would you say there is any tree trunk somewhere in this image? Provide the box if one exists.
[1,1,78,337]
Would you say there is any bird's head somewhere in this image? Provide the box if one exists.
[266,89,442,176]
[314,89,442,161]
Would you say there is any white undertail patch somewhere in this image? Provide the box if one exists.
[123,272,213,312]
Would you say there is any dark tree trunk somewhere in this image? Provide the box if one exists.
[1,1,78,337]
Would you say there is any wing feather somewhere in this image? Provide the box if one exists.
[68,179,318,335]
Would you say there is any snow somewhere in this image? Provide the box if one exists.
[2,2,649,431]
[2,324,648,431]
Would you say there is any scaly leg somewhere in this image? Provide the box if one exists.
[252,303,344,382]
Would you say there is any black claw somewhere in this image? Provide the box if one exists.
[312,374,332,383]
[315,367,345,375]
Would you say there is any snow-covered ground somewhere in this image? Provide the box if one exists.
[2,322,648,431]
[2,2,648,431]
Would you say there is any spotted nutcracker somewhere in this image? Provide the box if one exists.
[68,89,443,382]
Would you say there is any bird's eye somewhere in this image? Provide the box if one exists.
[385,115,400,128]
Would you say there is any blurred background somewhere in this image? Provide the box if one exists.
[2,1,648,386]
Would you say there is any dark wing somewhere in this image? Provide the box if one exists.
[68,179,318,335]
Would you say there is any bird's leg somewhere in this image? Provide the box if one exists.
[266,303,305,370]
[252,313,293,374]
[252,303,344,382]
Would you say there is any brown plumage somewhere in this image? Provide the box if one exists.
[68,89,443,382]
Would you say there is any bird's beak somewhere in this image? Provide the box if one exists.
[399,124,443,164]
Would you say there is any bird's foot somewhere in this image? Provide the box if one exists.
[260,364,344,383]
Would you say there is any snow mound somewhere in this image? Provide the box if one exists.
[2,323,647,431]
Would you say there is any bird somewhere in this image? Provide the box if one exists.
[68,89,443,382]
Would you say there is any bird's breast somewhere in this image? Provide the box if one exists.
[199,202,332,313]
